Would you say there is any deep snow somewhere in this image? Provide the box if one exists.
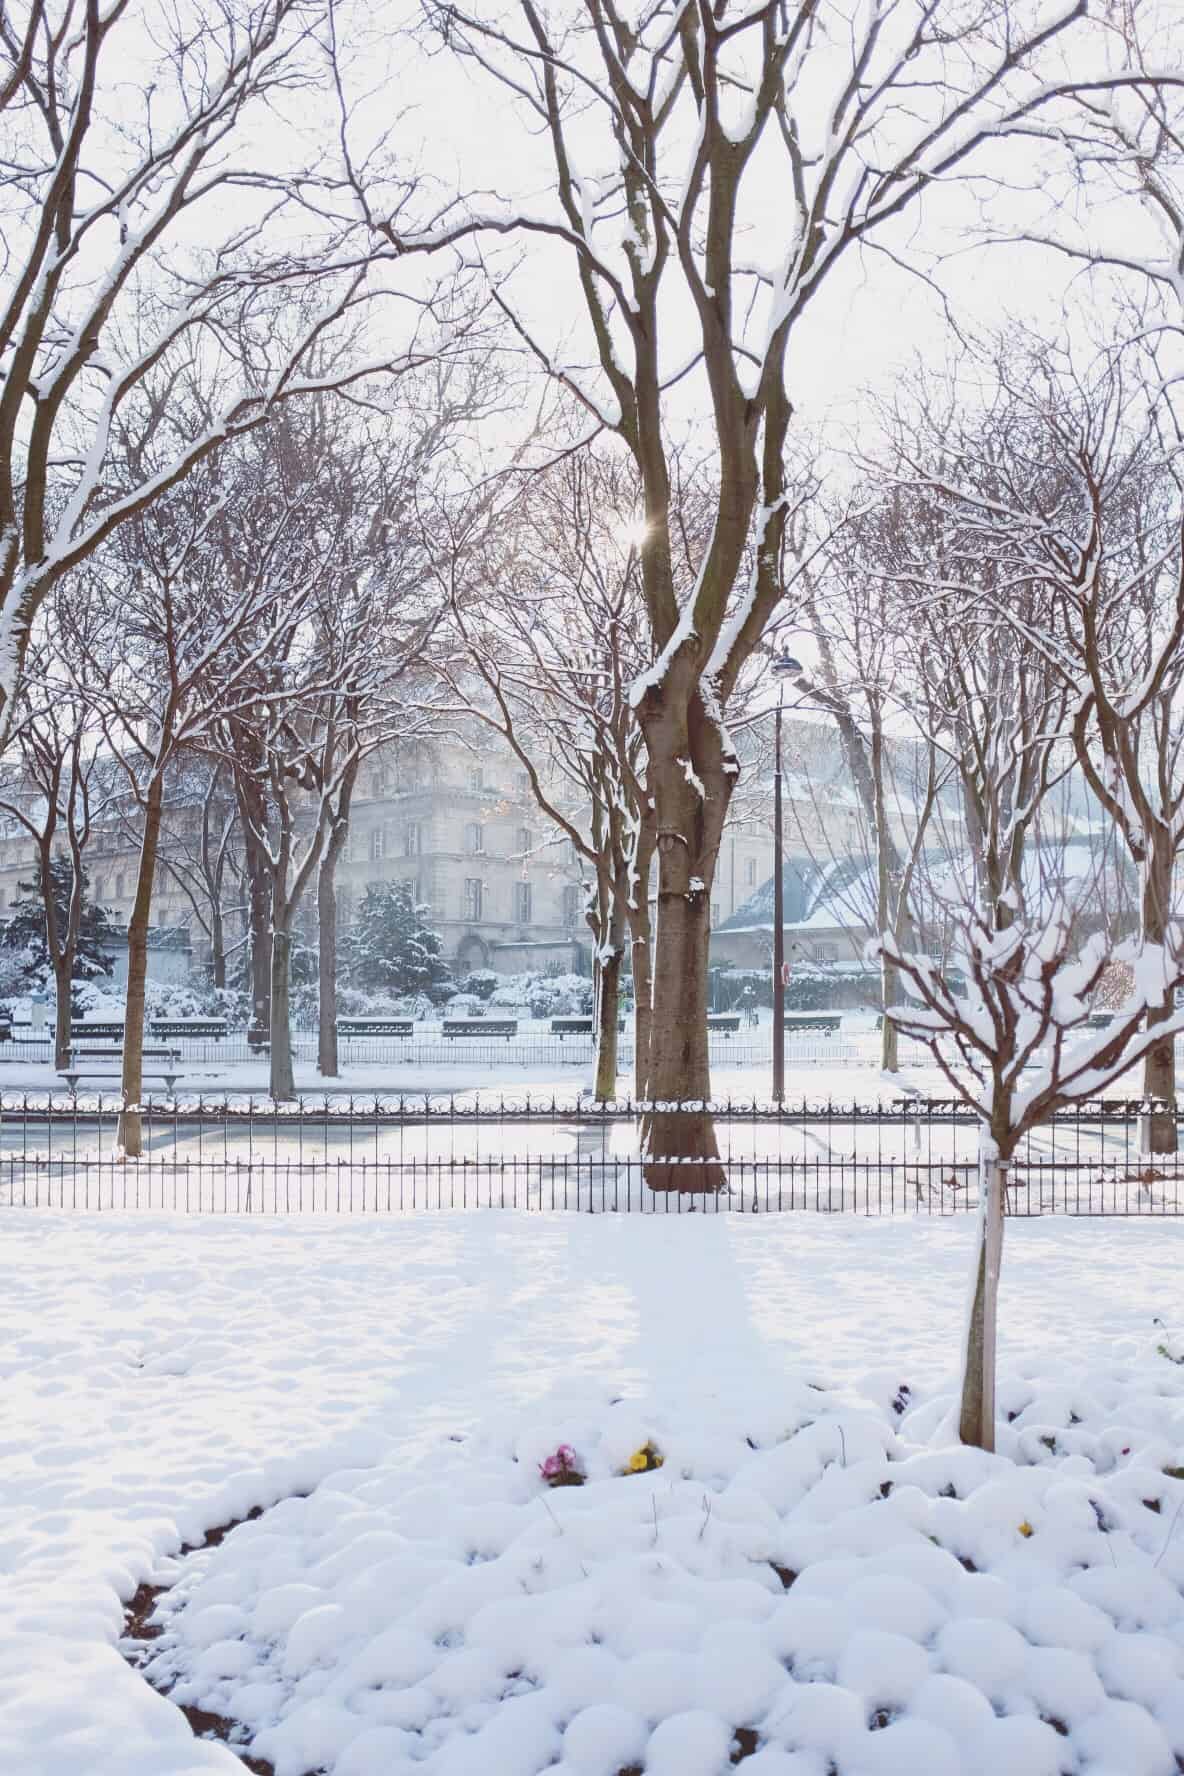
[3,1213,1184,1775]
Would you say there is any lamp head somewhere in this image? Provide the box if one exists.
[772,649,804,679]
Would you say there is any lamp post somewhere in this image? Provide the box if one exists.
[771,651,803,1103]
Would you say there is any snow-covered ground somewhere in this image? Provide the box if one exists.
[4,1211,1184,1775]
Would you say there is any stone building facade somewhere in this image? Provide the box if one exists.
[0,717,851,980]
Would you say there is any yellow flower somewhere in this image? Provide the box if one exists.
[1018,1520,1034,1538]
[625,1442,664,1474]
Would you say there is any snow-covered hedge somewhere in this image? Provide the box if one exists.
[489,971,594,1018]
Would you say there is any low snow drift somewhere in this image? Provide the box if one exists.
[2,1213,1183,1776]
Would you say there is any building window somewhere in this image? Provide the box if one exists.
[370,827,384,861]
[815,942,838,963]
[468,766,483,792]
[515,770,529,795]
[562,884,581,929]
[464,822,484,855]
[517,827,532,856]
[745,857,757,886]
[115,874,126,898]
[463,878,483,922]
[404,822,421,857]
[514,880,532,924]
[710,900,720,929]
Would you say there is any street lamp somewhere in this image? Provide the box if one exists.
[771,649,804,1103]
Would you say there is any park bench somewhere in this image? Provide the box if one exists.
[149,1018,228,1040]
[70,1020,124,1042]
[58,1045,183,1093]
[1085,1012,1114,1030]
[442,1019,518,1040]
[783,1012,843,1035]
[550,1017,625,1038]
[707,1014,742,1036]
[337,1018,414,1038]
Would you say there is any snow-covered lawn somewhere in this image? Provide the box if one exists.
[4,1213,1184,1776]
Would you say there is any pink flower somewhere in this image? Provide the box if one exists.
[540,1444,580,1480]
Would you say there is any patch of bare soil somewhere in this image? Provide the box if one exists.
[121,1500,296,1776]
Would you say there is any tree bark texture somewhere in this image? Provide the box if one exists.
[117,769,165,1158]
[637,689,732,1189]
[958,1147,1005,1452]
[210,900,226,990]
[593,942,622,1103]
[628,826,656,1102]
[52,955,72,1071]
[269,925,294,1101]
[235,766,272,1041]
[1141,844,1177,1154]
[318,854,339,1078]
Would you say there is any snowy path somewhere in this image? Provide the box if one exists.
[4,1214,1184,1775]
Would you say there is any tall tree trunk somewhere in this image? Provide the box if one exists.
[593,939,623,1101]
[246,847,271,1041]
[52,954,72,1070]
[318,853,339,1078]
[210,900,226,990]
[628,829,656,1102]
[235,767,272,1041]
[880,979,899,1071]
[269,921,294,1100]
[958,1142,1006,1451]
[39,837,74,1071]
[1141,844,1177,1154]
[117,769,165,1157]
[637,698,730,1190]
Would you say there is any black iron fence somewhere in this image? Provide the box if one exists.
[1,1095,1181,1215]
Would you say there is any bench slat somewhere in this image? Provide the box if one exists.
[337,1020,414,1037]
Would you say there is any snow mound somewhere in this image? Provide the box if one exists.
[135,1361,1184,1776]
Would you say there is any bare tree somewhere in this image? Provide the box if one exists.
[94,414,346,1153]
[0,1,472,737]
[0,581,115,1065]
[206,398,460,1099]
[349,0,1175,1184]
[151,759,244,992]
[885,889,1184,1451]
[885,339,1184,1150]
[438,445,672,1097]
[795,502,954,1069]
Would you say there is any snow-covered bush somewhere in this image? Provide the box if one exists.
[442,993,485,1018]
[457,969,498,1001]
[489,971,593,1018]
[209,986,252,1029]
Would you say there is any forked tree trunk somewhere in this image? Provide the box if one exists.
[117,769,165,1158]
[1141,846,1177,1154]
[958,1143,1006,1451]
[269,923,294,1100]
[318,852,339,1078]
